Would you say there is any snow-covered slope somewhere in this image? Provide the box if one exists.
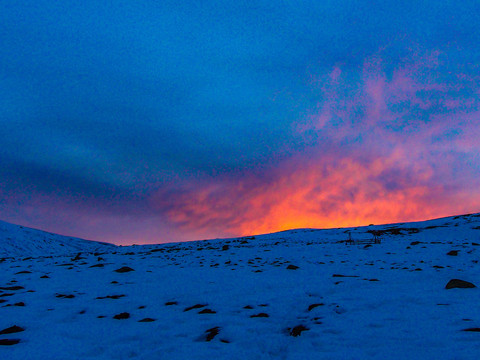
[0,220,116,258]
[1,213,480,359]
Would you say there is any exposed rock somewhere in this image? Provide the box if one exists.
[462,328,480,332]
[0,325,25,335]
[0,339,20,345]
[184,304,207,312]
[96,295,125,300]
[114,266,134,273]
[198,308,216,314]
[113,312,130,319]
[56,294,75,299]
[138,318,156,322]
[165,301,178,306]
[445,279,476,289]
[286,265,299,270]
[289,325,309,337]
[0,286,24,291]
[205,327,220,341]
[308,303,324,311]
[447,250,459,256]
[250,313,269,318]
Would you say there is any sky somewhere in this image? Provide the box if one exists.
[1,1,480,245]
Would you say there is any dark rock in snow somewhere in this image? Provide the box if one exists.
[0,325,25,335]
[0,339,20,345]
[0,286,24,291]
[289,325,309,337]
[445,279,476,289]
[462,328,480,332]
[165,301,178,306]
[114,266,134,273]
[56,294,75,298]
[184,304,207,312]
[113,312,130,319]
[286,265,299,270]
[138,318,156,322]
[250,313,269,318]
[205,327,220,341]
[15,271,31,274]
[96,295,125,300]
[447,250,459,256]
[198,308,216,314]
[308,303,324,311]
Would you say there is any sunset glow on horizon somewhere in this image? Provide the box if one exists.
[1,2,480,244]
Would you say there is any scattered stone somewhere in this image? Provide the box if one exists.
[289,325,309,337]
[113,312,130,320]
[40,275,50,279]
[0,339,20,345]
[165,301,178,306]
[222,245,230,251]
[243,305,253,309]
[96,295,125,300]
[462,328,480,332]
[138,318,156,322]
[447,250,459,256]
[308,303,324,311]
[198,308,216,314]
[13,302,25,307]
[0,325,25,335]
[332,274,359,278]
[184,304,207,312]
[205,327,220,341]
[286,265,299,270]
[72,253,83,261]
[250,313,269,318]
[56,294,75,299]
[0,286,24,291]
[15,271,31,275]
[114,267,134,273]
[410,241,421,246]
[89,264,104,268]
[445,279,476,289]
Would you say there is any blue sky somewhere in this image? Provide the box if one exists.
[1,1,480,244]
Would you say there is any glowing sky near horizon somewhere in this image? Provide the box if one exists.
[1,1,480,244]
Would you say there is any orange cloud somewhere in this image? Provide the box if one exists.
[152,152,480,238]
[151,50,480,239]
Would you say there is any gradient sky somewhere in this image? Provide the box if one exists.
[1,1,480,244]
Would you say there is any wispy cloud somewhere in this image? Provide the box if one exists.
[151,50,480,237]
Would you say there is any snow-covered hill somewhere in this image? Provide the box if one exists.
[0,220,116,258]
[1,213,480,359]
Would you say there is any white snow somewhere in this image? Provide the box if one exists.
[0,220,115,258]
[1,213,480,359]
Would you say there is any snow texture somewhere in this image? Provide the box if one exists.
[1,213,480,359]
[0,220,115,258]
